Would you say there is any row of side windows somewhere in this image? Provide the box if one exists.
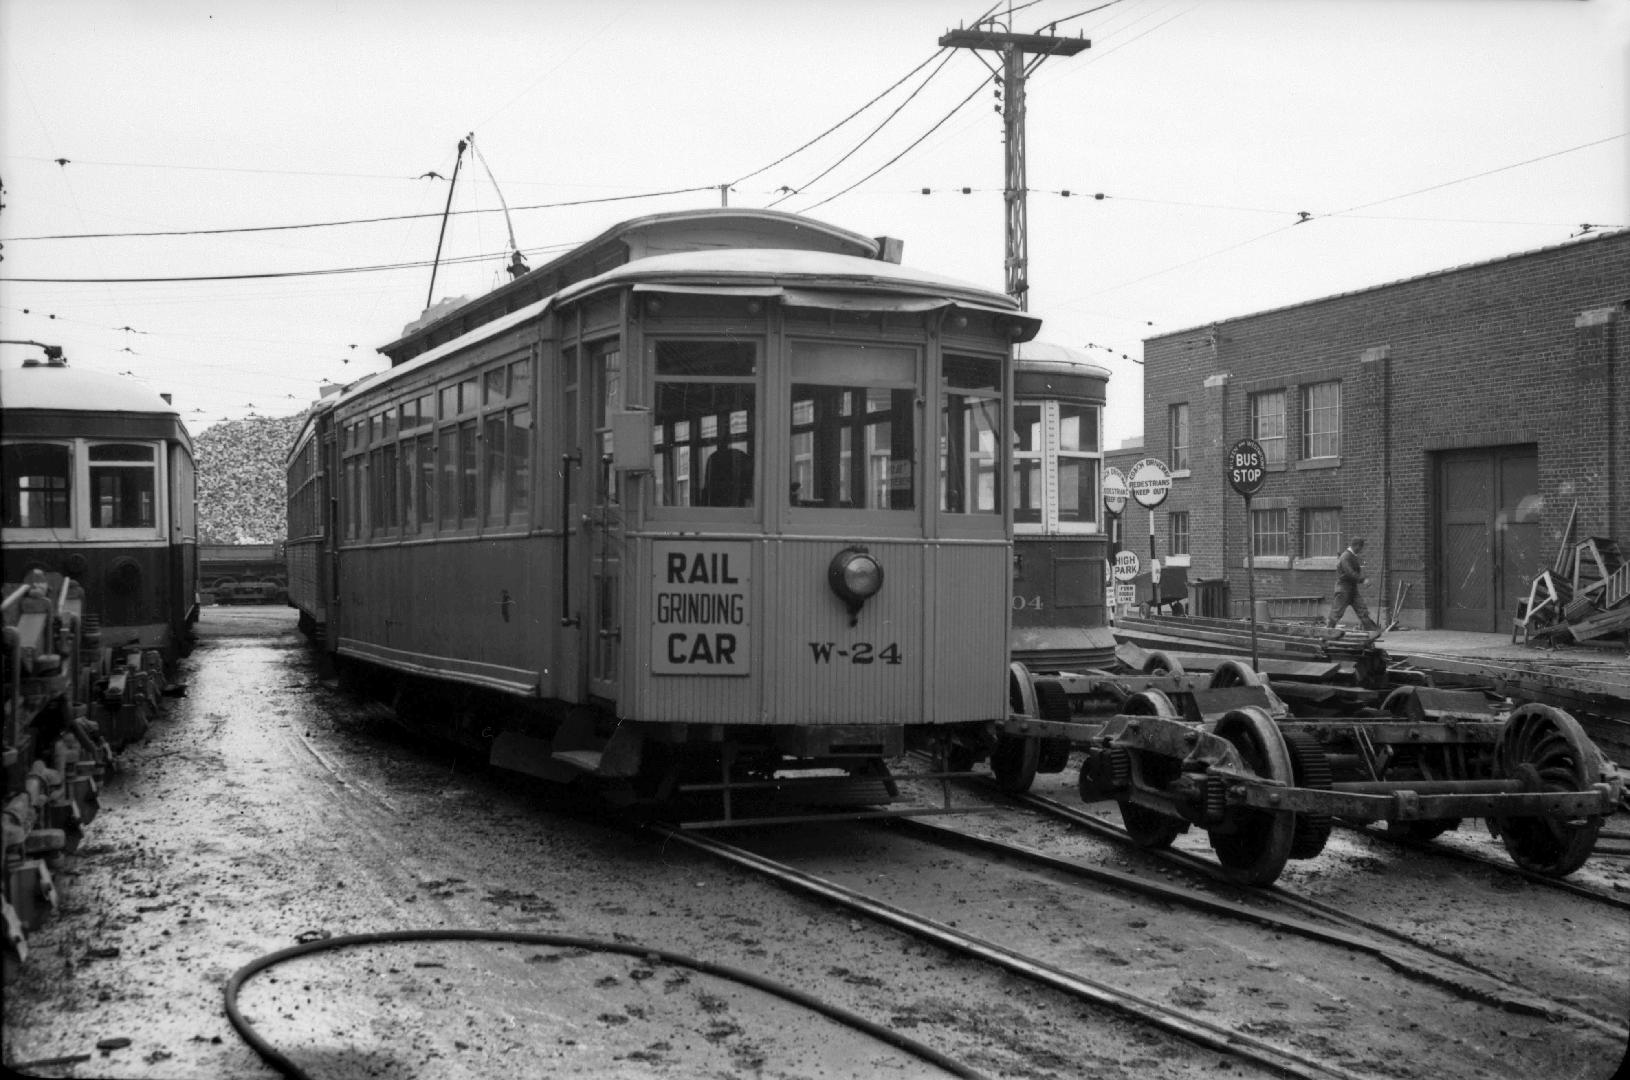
[2,440,161,534]
[340,359,533,541]
[1166,380,1342,474]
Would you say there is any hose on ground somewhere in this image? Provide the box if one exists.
[224,928,986,1080]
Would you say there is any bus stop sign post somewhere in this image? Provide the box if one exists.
[1227,439,1268,671]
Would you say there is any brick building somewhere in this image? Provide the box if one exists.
[1126,229,1629,631]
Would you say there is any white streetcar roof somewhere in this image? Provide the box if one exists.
[1014,341,1114,379]
[1,360,180,416]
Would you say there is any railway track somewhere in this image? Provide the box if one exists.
[985,794,1628,1034]
[650,822,1368,1080]
[653,807,1627,1080]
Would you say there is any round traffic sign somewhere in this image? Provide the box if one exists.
[1112,549,1141,582]
[1227,438,1268,497]
[1102,467,1129,515]
[1127,457,1172,509]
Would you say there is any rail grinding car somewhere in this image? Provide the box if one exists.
[288,209,1041,819]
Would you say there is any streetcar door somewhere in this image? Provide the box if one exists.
[576,340,625,707]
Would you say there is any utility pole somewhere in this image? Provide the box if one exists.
[939,24,1089,309]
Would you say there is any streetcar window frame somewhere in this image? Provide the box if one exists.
[787,339,918,521]
[1010,398,1103,536]
[649,338,759,516]
[2,441,73,530]
[0,438,167,540]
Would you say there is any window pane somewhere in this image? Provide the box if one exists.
[654,383,755,508]
[3,443,72,528]
[1251,507,1288,557]
[1056,456,1097,523]
[416,434,436,526]
[89,443,153,462]
[90,455,157,528]
[1170,511,1190,555]
[438,428,458,527]
[1060,403,1100,454]
[941,355,1001,515]
[1301,507,1341,557]
[1011,403,1043,525]
[793,385,915,510]
[459,419,478,525]
[1303,381,1341,459]
[656,340,755,378]
[484,414,508,524]
[1252,391,1286,466]
[1168,403,1189,470]
[508,406,531,520]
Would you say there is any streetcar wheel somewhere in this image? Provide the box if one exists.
[1207,708,1297,885]
[1493,704,1605,876]
[991,734,1040,793]
[1209,659,1263,689]
[1118,798,1186,849]
[1034,680,1073,773]
[1141,651,1184,676]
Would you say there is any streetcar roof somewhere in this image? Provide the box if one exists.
[344,248,1040,410]
[1,359,181,417]
[1014,341,1113,379]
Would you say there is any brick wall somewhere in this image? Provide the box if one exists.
[1139,230,1630,628]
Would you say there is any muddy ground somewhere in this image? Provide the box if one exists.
[3,606,1627,1079]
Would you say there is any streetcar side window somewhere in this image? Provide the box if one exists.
[1012,404,1044,526]
[1055,402,1101,527]
[789,342,915,511]
[3,442,72,529]
[652,340,756,509]
[88,443,157,529]
[940,355,1002,516]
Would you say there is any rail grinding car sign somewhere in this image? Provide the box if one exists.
[1227,438,1268,497]
[1102,467,1129,515]
[652,541,751,676]
[1127,457,1172,509]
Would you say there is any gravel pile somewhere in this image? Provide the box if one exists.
[196,413,309,544]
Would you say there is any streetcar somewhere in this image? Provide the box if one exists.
[1009,341,1115,669]
[288,208,1041,819]
[2,348,198,671]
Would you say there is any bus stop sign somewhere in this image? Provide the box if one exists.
[1227,439,1268,497]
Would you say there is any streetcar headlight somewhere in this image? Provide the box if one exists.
[828,546,883,625]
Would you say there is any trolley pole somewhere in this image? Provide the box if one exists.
[939,25,1089,309]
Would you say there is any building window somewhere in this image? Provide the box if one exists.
[1168,403,1190,471]
[1301,507,1341,558]
[1251,390,1286,466]
[1170,511,1190,555]
[1302,381,1340,459]
[3,443,72,528]
[1251,507,1288,557]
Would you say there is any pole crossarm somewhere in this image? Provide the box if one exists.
[938,29,1091,56]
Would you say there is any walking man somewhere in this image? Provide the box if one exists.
[1326,537,1381,632]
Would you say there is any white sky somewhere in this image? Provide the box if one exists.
[2,0,1625,448]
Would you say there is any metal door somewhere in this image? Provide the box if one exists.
[1435,445,1538,631]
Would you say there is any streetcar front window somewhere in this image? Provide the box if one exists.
[1056,402,1100,525]
[88,443,156,529]
[2,442,71,529]
[1012,403,1044,526]
[790,343,916,511]
[940,354,1002,516]
[653,341,756,509]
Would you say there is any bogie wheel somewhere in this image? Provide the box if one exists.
[1034,680,1074,774]
[1119,798,1186,849]
[995,663,1041,793]
[1141,651,1184,676]
[1493,704,1606,876]
[1111,689,1188,847]
[1210,659,1264,689]
[1282,731,1333,859]
[1207,708,1297,885]
[991,734,1040,793]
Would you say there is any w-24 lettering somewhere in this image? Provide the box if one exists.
[808,641,903,665]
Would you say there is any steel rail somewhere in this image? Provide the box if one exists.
[1009,791,1628,1036]
[650,823,1375,1080]
[1340,820,1630,910]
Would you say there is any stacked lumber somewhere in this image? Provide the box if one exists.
[195,413,309,544]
